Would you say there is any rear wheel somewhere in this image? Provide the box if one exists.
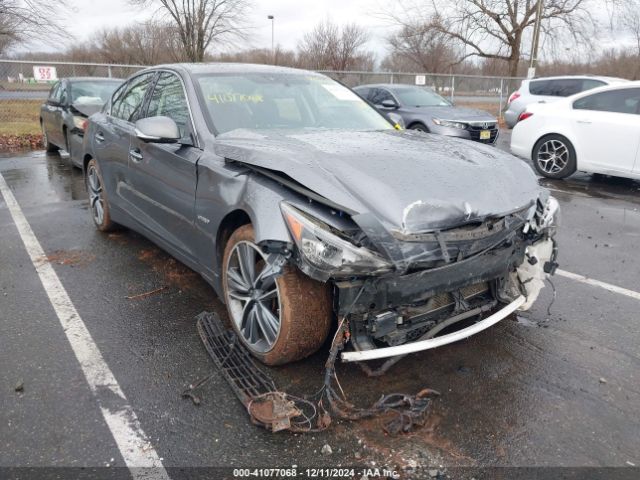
[222,224,332,365]
[532,134,577,179]
[85,159,117,232]
[42,122,59,153]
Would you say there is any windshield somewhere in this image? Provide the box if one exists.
[195,73,393,134]
[393,87,451,107]
[70,81,121,104]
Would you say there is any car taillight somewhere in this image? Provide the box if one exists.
[82,119,89,130]
[508,91,520,104]
[518,112,533,122]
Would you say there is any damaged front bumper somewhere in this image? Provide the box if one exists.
[341,295,526,362]
[338,236,557,362]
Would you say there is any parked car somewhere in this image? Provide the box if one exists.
[511,82,640,180]
[504,75,628,128]
[82,63,558,366]
[353,83,499,144]
[40,77,122,167]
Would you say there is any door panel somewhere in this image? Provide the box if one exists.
[572,88,640,174]
[97,72,156,213]
[123,71,201,259]
[125,140,201,257]
[42,82,61,140]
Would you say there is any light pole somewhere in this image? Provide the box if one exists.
[267,15,275,64]
[528,0,544,78]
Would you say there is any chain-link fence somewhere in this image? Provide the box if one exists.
[0,59,524,140]
[318,70,525,118]
[0,60,144,141]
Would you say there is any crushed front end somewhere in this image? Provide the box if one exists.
[279,192,559,363]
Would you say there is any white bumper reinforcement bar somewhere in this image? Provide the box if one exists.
[341,295,526,363]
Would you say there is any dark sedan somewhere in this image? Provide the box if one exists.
[81,63,558,366]
[40,77,122,167]
[354,83,499,144]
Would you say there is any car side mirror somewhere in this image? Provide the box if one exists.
[134,116,180,143]
[380,99,398,110]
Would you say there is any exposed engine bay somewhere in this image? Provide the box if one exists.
[277,191,559,363]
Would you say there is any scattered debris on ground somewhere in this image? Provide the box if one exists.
[137,248,200,292]
[191,311,440,435]
[14,380,24,392]
[125,285,168,300]
[45,249,96,267]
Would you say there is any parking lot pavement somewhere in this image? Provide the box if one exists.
[1,146,639,475]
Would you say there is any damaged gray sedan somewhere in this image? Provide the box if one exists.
[82,63,559,366]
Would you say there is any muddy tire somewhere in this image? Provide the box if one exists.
[222,224,332,366]
[42,122,59,153]
[85,159,117,232]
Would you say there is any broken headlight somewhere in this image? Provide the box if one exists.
[281,203,392,277]
[525,195,560,235]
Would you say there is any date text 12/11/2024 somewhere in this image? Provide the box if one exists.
[233,468,401,478]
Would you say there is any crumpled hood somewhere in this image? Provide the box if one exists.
[214,129,541,233]
[407,105,497,122]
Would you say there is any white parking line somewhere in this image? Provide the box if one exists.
[0,173,169,479]
[556,269,640,301]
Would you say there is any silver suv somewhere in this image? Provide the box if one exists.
[504,75,628,128]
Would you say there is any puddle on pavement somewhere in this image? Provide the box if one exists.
[1,152,86,205]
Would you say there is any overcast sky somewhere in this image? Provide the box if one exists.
[33,0,628,62]
[51,0,394,57]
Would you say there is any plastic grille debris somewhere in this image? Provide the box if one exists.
[194,311,439,434]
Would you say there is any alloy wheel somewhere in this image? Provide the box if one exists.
[537,139,569,174]
[87,165,105,225]
[225,241,282,353]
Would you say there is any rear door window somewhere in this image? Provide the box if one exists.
[530,78,607,97]
[581,79,606,91]
[573,88,640,114]
[111,72,155,122]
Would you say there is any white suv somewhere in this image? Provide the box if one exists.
[504,75,628,128]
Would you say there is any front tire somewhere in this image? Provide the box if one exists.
[222,224,332,366]
[85,159,117,232]
[42,122,59,153]
[409,123,429,133]
[532,134,577,179]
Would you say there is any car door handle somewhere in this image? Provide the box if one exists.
[129,148,143,163]
[95,132,105,143]
[577,119,592,124]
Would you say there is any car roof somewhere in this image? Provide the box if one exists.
[65,77,123,82]
[355,83,425,90]
[526,75,628,83]
[146,62,321,77]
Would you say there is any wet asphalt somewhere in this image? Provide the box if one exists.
[1,133,639,477]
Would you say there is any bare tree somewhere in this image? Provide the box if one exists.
[384,0,599,78]
[619,0,640,78]
[129,0,251,62]
[298,19,373,71]
[91,21,185,65]
[386,15,461,73]
[0,0,68,55]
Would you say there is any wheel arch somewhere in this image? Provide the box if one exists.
[407,121,430,132]
[216,209,252,272]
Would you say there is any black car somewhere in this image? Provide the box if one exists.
[81,63,558,366]
[40,77,122,167]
